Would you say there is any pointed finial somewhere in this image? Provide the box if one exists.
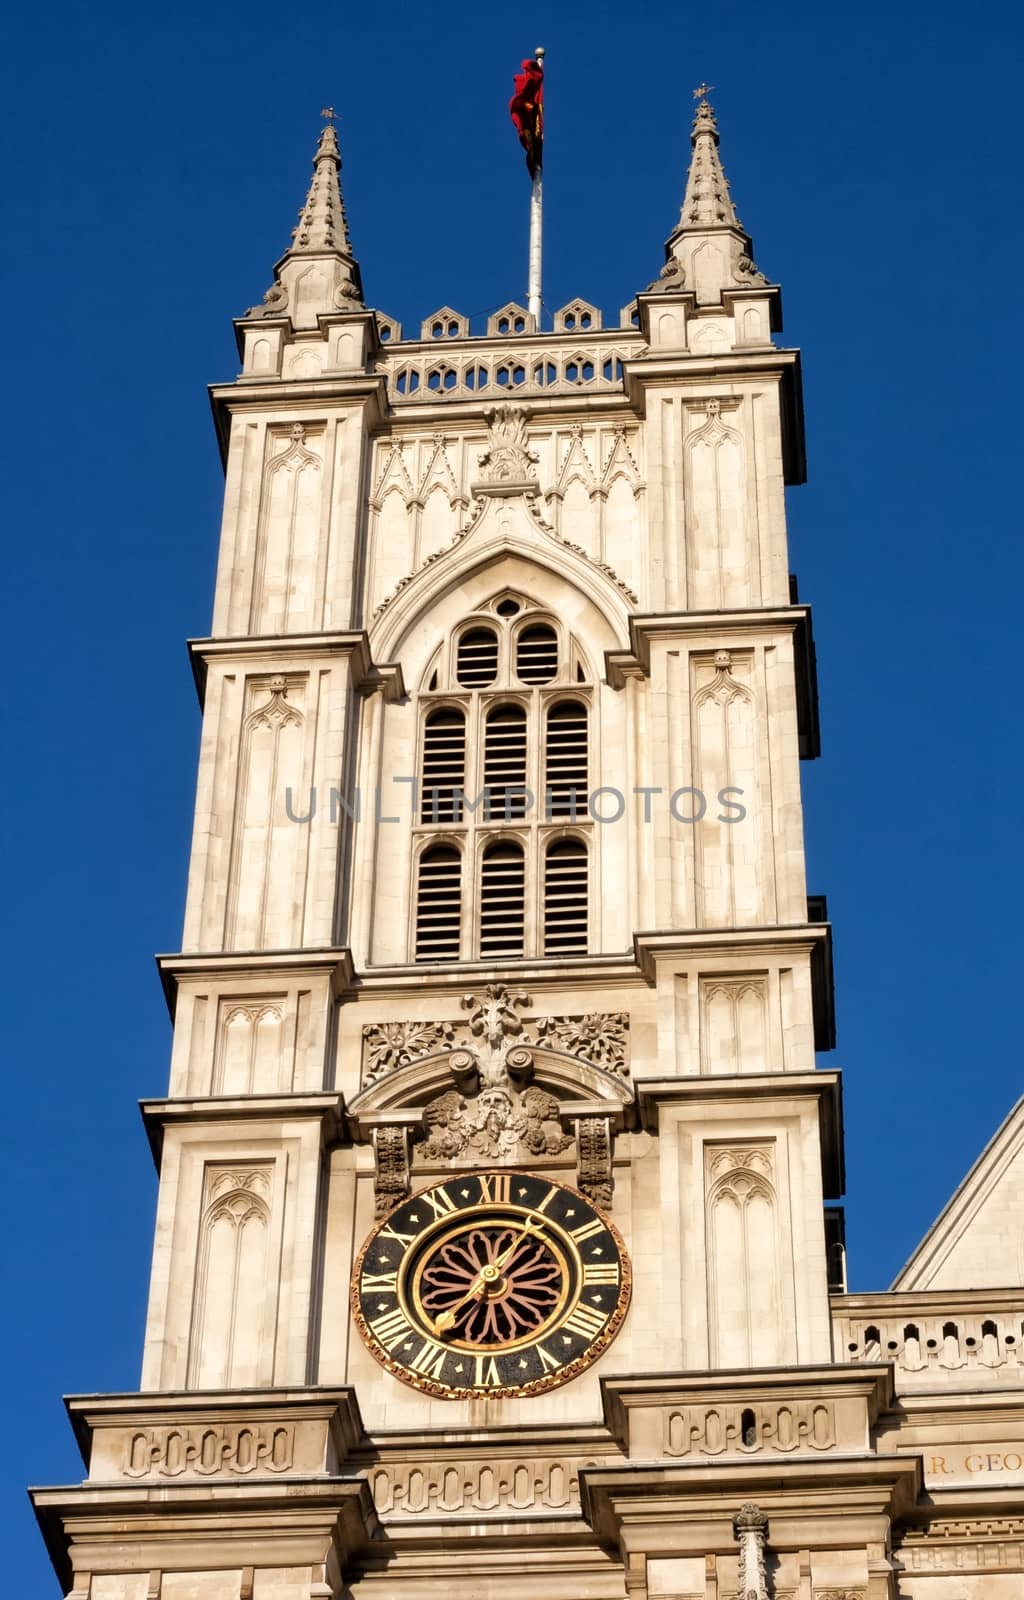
[678,82,737,226]
[244,109,365,320]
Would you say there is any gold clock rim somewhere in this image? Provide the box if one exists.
[350,1170,632,1400]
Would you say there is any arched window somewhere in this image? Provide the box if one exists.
[414,597,593,961]
[543,837,588,954]
[484,703,528,819]
[516,622,558,683]
[456,626,498,687]
[421,707,465,822]
[545,700,588,818]
[480,840,525,958]
[415,843,462,962]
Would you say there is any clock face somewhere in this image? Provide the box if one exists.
[351,1170,630,1398]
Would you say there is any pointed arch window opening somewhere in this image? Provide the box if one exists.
[412,599,595,963]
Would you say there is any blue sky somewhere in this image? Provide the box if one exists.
[3,0,1023,1587]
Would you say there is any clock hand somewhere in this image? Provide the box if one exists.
[432,1215,542,1336]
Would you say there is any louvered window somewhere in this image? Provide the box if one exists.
[420,707,465,822]
[456,626,498,687]
[545,699,588,819]
[516,623,558,684]
[484,703,528,819]
[480,841,526,957]
[543,838,588,955]
[415,844,462,961]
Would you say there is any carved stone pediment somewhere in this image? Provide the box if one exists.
[355,986,632,1114]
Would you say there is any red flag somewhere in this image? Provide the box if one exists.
[509,56,544,177]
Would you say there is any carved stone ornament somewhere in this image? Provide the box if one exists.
[373,1126,411,1217]
[421,1081,571,1164]
[646,254,687,293]
[363,1020,458,1082]
[733,1502,770,1600]
[477,404,539,483]
[245,280,290,320]
[361,985,631,1089]
[577,1115,613,1208]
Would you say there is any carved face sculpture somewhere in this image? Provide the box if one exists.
[351,1171,630,1397]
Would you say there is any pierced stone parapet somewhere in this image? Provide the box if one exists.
[381,336,634,403]
[835,1292,1024,1387]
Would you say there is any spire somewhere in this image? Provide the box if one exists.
[645,85,773,307]
[245,109,365,325]
[290,116,354,256]
[678,89,740,230]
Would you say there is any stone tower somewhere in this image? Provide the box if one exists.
[36,98,1024,1600]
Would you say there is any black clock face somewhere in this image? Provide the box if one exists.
[351,1171,630,1398]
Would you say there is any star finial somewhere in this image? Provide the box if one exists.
[320,105,336,122]
[692,82,714,101]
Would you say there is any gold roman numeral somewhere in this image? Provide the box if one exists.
[408,1339,448,1379]
[582,1262,619,1286]
[569,1217,605,1244]
[474,1353,502,1386]
[379,1221,415,1246]
[362,1270,398,1292]
[563,1302,608,1340]
[419,1185,456,1220]
[477,1172,511,1205]
[536,1344,561,1374]
[369,1307,414,1351]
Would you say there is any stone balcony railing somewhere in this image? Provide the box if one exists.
[833,1289,1024,1388]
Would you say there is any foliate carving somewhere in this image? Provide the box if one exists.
[373,1127,411,1217]
[733,246,768,287]
[733,1502,769,1600]
[813,1592,865,1600]
[360,989,631,1089]
[534,1012,629,1077]
[664,1401,835,1457]
[125,1424,294,1478]
[577,1115,613,1208]
[478,404,538,483]
[421,1082,571,1164]
[362,1020,457,1081]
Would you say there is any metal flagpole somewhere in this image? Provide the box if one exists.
[527,46,545,325]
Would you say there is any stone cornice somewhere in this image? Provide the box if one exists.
[155,946,355,1016]
[606,603,821,760]
[63,1385,365,1469]
[31,1477,378,1597]
[579,1453,923,1548]
[208,374,387,463]
[621,346,806,483]
[635,1069,844,1197]
[187,629,405,707]
[634,919,835,1051]
[139,1092,345,1165]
